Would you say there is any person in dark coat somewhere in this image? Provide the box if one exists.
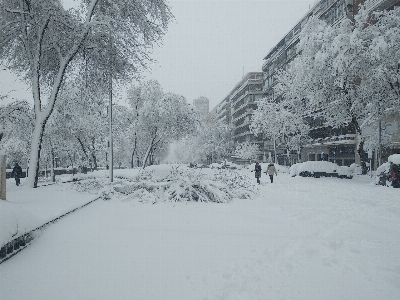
[11,162,23,186]
[254,161,262,184]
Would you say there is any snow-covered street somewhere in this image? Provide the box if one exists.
[1,167,399,300]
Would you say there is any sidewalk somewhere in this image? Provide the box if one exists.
[0,174,102,262]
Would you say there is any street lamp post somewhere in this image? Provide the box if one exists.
[378,119,382,167]
[108,26,113,183]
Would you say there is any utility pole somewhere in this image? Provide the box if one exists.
[109,27,113,182]
[378,119,382,166]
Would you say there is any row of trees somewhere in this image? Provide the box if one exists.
[174,121,234,164]
[0,79,203,176]
[0,0,173,187]
[251,5,400,169]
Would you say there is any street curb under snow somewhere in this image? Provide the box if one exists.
[0,194,103,265]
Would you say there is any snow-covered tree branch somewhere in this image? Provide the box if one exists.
[0,0,173,187]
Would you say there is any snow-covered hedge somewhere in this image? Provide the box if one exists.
[112,166,255,203]
[290,161,353,178]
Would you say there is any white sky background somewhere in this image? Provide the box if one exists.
[146,0,317,109]
[0,0,317,109]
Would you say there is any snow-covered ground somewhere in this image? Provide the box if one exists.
[1,165,399,300]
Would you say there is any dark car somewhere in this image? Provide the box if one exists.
[390,163,399,188]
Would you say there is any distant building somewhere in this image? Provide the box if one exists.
[210,72,264,163]
[229,72,264,145]
[193,96,209,118]
[212,95,230,125]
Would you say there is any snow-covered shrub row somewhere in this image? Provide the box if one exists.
[112,166,255,203]
[289,161,353,178]
[70,179,106,194]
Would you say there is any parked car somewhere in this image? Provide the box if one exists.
[375,154,400,188]
[390,163,399,188]
[389,154,400,188]
[289,161,353,179]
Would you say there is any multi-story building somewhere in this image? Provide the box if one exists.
[210,72,264,163]
[229,72,264,145]
[262,0,400,167]
[214,95,230,125]
[193,96,209,118]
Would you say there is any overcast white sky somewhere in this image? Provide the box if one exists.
[0,0,317,110]
[144,0,317,109]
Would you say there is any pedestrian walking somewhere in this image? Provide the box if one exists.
[11,162,23,186]
[266,163,277,183]
[254,161,262,184]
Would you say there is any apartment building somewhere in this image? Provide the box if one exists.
[209,72,264,162]
[262,0,400,166]
[230,72,264,145]
[193,96,210,119]
[214,95,230,125]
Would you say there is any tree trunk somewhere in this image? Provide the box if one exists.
[131,150,135,169]
[91,152,97,171]
[76,137,89,161]
[352,117,368,175]
[27,118,46,188]
[142,129,158,169]
[91,138,98,171]
[142,143,153,169]
[131,132,137,168]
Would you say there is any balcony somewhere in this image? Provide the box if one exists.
[304,134,356,147]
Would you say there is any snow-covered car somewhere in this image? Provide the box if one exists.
[375,162,391,187]
[376,154,400,188]
[289,161,353,179]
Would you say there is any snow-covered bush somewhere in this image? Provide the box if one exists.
[112,166,255,203]
[71,179,106,194]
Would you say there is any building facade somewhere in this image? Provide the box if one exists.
[210,72,264,163]
[193,96,209,118]
[229,72,264,145]
[261,0,400,166]
[215,95,230,125]
[210,0,399,166]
